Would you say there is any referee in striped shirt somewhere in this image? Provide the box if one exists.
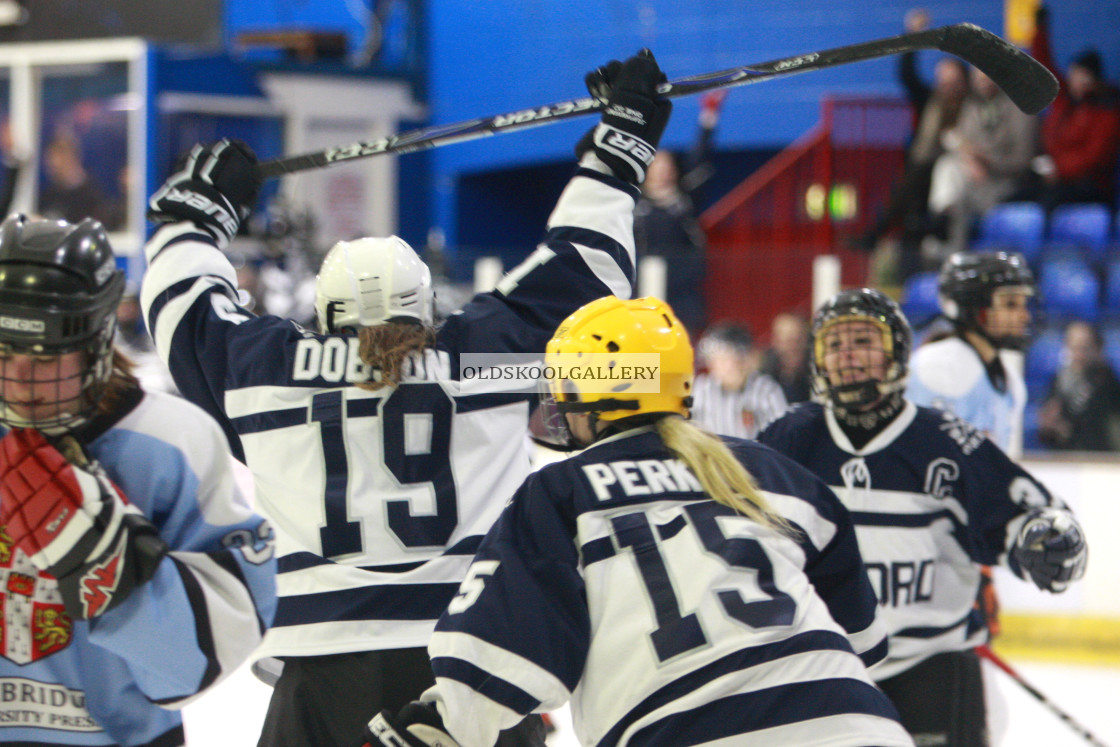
[691,320,789,439]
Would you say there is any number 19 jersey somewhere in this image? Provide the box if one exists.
[140,166,639,659]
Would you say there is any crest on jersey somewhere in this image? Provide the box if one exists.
[0,529,73,664]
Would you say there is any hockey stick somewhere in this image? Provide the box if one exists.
[258,23,1056,179]
[975,645,1111,747]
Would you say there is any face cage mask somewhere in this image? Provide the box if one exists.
[0,328,116,435]
[814,318,906,414]
[531,378,643,452]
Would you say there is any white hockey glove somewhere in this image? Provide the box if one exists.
[576,49,672,185]
[0,429,168,619]
[361,701,461,747]
[1010,507,1087,592]
[147,138,261,250]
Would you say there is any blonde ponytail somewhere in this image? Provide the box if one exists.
[656,415,797,537]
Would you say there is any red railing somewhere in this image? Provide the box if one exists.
[700,96,912,335]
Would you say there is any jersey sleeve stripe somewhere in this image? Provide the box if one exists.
[546,173,637,268]
[429,630,572,708]
[856,636,889,668]
[431,656,540,715]
[158,555,221,700]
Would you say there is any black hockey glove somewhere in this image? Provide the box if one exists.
[148,138,261,250]
[361,701,460,747]
[1010,507,1087,592]
[576,48,672,185]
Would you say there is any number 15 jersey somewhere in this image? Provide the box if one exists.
[429,428,911,746]
[139,166,639,659]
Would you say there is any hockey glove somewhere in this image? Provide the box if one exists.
[1010,507,1087,592]
[0,429,169,619]
[362,701,461,747]
[576,49,672,185]
[148,138,261,250]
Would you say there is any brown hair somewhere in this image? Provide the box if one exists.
[355,323,436,391]
[96,348,142,415]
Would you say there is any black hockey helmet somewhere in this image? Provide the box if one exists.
[938,251,1035,348]
[810,288,912,411]
[0,214,125,431]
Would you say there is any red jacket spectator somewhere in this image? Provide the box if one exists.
[1031,9,1120,202]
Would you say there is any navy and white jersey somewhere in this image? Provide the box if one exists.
[0,389,276,746]
[908,336,1027,459]
[758,400,1065,679]
[140,166,638,660]
[428,427,912,747]
[690,370,788,439]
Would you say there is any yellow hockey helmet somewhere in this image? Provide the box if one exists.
[543,295,693,422]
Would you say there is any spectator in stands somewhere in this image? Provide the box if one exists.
[691,320,788,438]
[39,132,118,229]
[759,311,813,403]
[1015,5,1120,211]
[855,8,970,282]
[926,66,1039,258]
[1037,320,1120,451]
[634,90,724,338]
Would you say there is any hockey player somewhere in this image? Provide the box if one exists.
[141,50,672,747]
[0,214,276,746]
[907,250,1035,459]
[362,296,914,747]
[757,288,1087,747]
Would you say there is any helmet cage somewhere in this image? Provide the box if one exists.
[810,290,911,413]
[0,214,124,432]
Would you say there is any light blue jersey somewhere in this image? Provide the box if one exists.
[907,336,1026,459]
[0,389,277,746]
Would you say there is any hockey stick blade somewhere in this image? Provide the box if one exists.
[259,23,1057,179]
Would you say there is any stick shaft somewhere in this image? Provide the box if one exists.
[259,23,1056,179]
[976,645,1111,747]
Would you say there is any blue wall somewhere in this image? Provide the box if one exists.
[423,0,1119,247]
[222,0,1120,248]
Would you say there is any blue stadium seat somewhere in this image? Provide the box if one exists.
[972,202,1046,263]
[899,271,940,329]
[1048,203,1113,264]
[1024,325,1064,395]
[1037,257,1101,322]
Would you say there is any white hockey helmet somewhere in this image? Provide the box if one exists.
[314,236,433,333]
